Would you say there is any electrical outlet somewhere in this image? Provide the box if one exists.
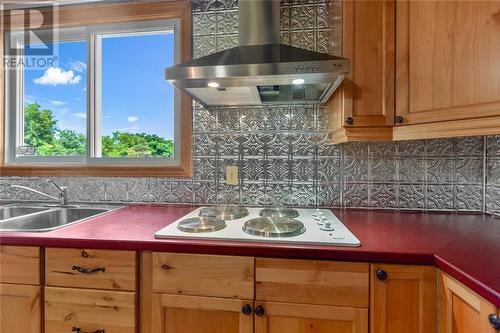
[226,166,239,185]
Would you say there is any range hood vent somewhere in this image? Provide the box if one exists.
[165,0,349,107]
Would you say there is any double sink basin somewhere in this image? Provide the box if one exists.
[0,203,123,232]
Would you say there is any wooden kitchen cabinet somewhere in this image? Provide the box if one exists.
[438,271,499,333]
[394,0,500,140]
[145,252,255,333]
[45,286,136,333]
[45,247,137,291]
[370,264,437,333]
[254,301,368,333]
[151,293,253,333]
[0,284,41,333]
[0,246,41,333]
[328,0,395,143]
[151,252,254,299]
[0,245,40,285]
[255,258,369,333]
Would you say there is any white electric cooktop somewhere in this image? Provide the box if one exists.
[154,206,361,247]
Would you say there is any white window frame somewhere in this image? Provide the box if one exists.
[4,19,181,166]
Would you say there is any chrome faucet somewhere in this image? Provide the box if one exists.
[10,179,69,206]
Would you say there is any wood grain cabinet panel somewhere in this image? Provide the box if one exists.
[438,271,498,333]
[0,284,41,333]
[329,0,395,143]
[152,252,254,299]
[394,0,500,139]
[0,246,40,285]
[256,258,369,307]
[151,294,253,333]
[45,248,136,291]
[254,301,368,333]
[370,264,436,333]
[45,287,136,333]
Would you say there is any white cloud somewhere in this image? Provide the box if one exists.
[58,108,70,114]
[82,87,87,92]
[127,116,139,123]
[69,60,87,73]
[73,112,86,119]
[34,67,81,86]
[50,99,66,106]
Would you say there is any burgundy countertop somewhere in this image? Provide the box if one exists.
[1,205,499,307]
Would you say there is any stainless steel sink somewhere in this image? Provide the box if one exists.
[0,206,50,220]
[0,205,123,232]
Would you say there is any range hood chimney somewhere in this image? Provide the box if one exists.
[238,0,280,46]
[165,0,349,107]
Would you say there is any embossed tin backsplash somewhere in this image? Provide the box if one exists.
[0,0,499,215]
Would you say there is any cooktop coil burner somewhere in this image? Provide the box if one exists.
[199,205,249,220]
[259,207,300,219]
[243,217,306,238]
[177,217,226,233]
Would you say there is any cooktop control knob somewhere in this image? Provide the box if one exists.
[320,223,334,231]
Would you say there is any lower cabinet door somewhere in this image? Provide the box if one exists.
[45,287,136,333]
[439,272,498,333]
[0,284,41,333]
[254,301,368,333]
[151,294,253,333]
[370,264,436,333]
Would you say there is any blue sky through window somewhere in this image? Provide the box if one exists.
[24,32,175,140]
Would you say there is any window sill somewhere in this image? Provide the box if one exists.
[0,164,192,177]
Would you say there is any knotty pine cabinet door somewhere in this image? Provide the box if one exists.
[394,0,500,139]
[254,301,368,333]
[0,284,41,333]
[438,272,499,333]
[370,264,437,333]
[151,293,253,333]
[329,0,395,143]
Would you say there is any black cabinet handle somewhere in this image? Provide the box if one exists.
[255,305,265,317]
[376,269,388,281]
[72,265,105,274]
[72,327,105,333]
[345,117,354,125]
[489,314,500,330]
[394,116,404,124]
[242,304,252,315]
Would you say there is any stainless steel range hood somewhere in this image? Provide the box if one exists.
[165,0,349,107]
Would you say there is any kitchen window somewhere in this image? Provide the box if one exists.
[1,1,192,176]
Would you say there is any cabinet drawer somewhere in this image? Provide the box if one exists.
[256,258,369,307]
[152,252,254,299]
[0,246,40,285]
[46,248,136,291]
[45,287,136,333]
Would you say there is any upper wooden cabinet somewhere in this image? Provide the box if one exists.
[370,264,437,333]
[329,0,500,142]
[394,0,500,139]
[438,271,499,333]
[329,0,395,143]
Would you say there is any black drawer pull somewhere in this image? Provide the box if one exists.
[72,327,105,333]
[72,265,105,274]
